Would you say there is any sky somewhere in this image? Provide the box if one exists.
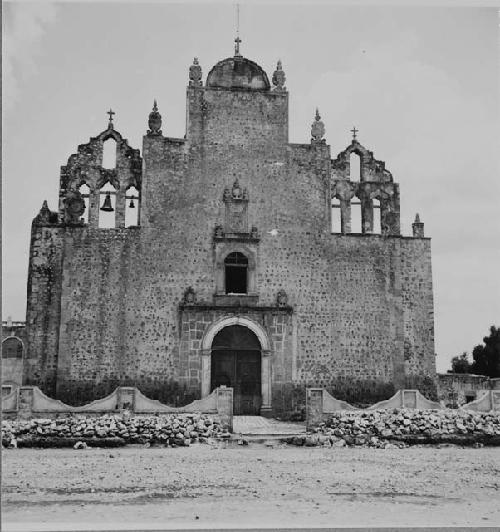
[2,1,499,373]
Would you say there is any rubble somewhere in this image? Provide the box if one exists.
[296,409,500,447]
[1,413,225,448]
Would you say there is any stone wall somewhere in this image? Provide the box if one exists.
[2,321,27,392]
[25,61,436,414]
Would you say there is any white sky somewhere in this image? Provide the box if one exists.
[2,1,500,373]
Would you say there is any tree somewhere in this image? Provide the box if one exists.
[450,352,471,374]
[470,325,500,378]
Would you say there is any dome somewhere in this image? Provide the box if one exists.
[206,56,270,91]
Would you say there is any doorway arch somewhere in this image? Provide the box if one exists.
[201,316,272,415]
[211,325,261,415]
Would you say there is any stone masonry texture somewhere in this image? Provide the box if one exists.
[23,53,436,414]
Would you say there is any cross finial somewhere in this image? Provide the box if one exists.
[351,126,358,140]
[107,108,115,127]
[234,36,242,56]
[234,3,242,56]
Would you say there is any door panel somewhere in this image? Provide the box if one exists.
[211,349,261,415]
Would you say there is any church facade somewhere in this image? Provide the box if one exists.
[24,45,436,416]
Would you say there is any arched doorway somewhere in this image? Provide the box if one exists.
[210,325,262,415]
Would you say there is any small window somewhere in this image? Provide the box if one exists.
[2,386,13,397]
[372,198,381,234]
[350,152,361,180]
[102,138,117,169]
[350,198,362,233]
[79,183,91,224]
[465,394,475,404]
[125,186,139,227]
[331,198,341,233]
[225,252,248,294]
[2,338,23,359]
[99,181,117,228]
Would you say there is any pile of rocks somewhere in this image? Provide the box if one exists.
[2,413,229,448]
[292,409,500,447]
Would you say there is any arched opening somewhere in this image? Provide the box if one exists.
[372,198,381,234]
[125,185,139,227]
[78,183,90,224]
[210,325,262,415]
[98,181,117,228]
[350,197,362,233]
[350,152,361,180]
[331,198,341,233]
[102,138,117,169]
[2,337,23,359]
[225,252,248,294]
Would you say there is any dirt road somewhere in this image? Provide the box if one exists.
[2,444,500,530]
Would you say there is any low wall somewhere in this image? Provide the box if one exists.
[2,385,234,430]
[306,388,442,429]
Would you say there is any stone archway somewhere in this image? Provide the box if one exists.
[201,316,272,415]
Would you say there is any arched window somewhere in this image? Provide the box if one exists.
[372,198,381,234]
[225,252,248,294]
[2,337,23,359]
[350,198,362,233]
[99,181,117,228]
[331,198,341,233]
[125,186,139,227]
[102,138,117,169]
[350,152,361,180]
[78,183,90,224]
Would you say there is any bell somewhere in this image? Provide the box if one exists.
[128,198,135,208]
[100,192,114,212]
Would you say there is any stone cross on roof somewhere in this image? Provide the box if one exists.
[107,108,115,126]
[351,126,358,140]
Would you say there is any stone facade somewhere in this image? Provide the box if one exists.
[22,50,436,414]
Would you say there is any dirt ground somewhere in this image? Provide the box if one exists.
[2,444,500,530]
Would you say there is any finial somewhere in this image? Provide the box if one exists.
[272,59,286,91]
[311,108,326,144]
[189,57,203,87]
[147,99,162,136]
[412,213,424,238]
[107,108,115,129]
[234,3,242,56]
[351,126,358,140]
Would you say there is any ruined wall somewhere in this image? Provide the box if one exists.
[2,322,27,390]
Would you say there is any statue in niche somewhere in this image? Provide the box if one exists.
[183,287,196,306]
[214,225,224,238]
[276,289,288,308]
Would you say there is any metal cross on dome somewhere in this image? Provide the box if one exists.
[351,126,358,140]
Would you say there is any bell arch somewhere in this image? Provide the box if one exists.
[200,316,272,414]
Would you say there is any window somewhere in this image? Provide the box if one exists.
[331,198,341,233]
[2,337,23,358]
[125,186,139,227]
[350,198,362,233]
[225,252,248,294]
[99,181,117,228]
[350,152,361,180]
[372,198,381,234]
[102,138,117,169]
[2,386,13,397]
[78,183,90,224]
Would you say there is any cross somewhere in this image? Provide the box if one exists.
[234,36,242,56]
[107,108,115,123]
[351,126,358,140]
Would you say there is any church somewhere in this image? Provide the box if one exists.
[22,40,436,416]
